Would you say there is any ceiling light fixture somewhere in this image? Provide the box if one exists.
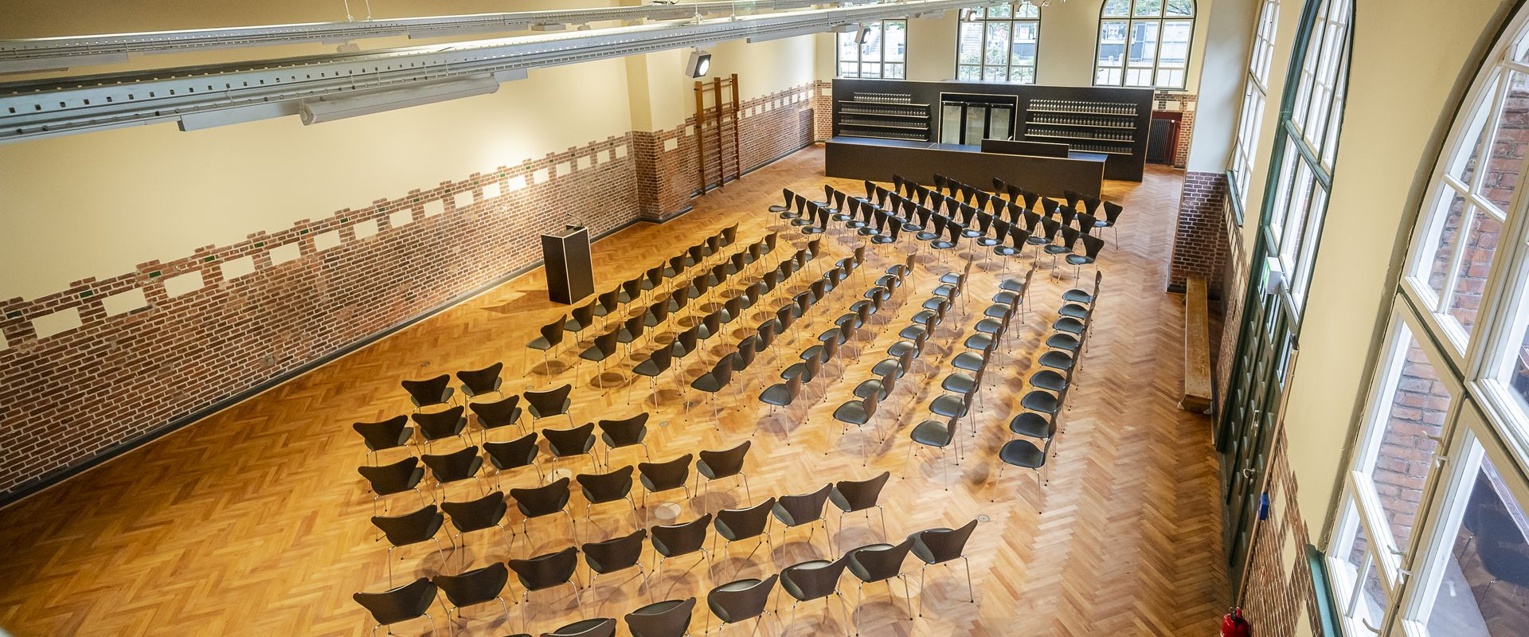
[684,48,712,78]
[298,75,501,125]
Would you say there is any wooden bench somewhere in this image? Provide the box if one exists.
[1181,276,1213,414]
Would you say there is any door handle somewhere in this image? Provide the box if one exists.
[1241,468,1256,479]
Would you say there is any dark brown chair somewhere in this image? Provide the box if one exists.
[456,362,505,402]
[772,484,834,558]
[908,519,980,615]
[469,394,525,443]
[525,384,575,430]
[354,415,414,465]
[544,423,601,475]
[528,315,569,373]
[624,597,696,637]
[371,505,451,580]
[353,577,439,636]
[401,374,455,412]
[650,513,714,580]
[440,491,510,555]
[597,412,651,464]
[412,405,469,451]
[830,471,891,541]
[484,431,542,487]
[780,555,853,635]
[433,562,511,625]
[845,537,916,630]
[420,445,485,498]
[508,547,582,632]
[638,454,694,526]
[696,441,753,506]
[581,528,649,609]
[357,456,429,519]
[576,465,637,523]
[510,477,577,540]
[703,574,778,635]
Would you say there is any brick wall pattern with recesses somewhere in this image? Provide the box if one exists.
[1216,201,1248,409]
[0,81,821,501]
[1170,171,1232,295]
[1241,434,1327,637]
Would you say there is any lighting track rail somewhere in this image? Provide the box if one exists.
[0,0,991,144]
[0,0,829,74]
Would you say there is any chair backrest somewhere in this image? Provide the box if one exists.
[773,483,833,527]
[597,289,620,313]
[422,445,481,482]
[714,497,776,541]
[544,423,596,457]
[731,339,757,371]
[848,537,915,583]
[354,415,411,451]
[509,546,579,592]
[703,355,734,389]
[707,575,779,624]
[651,513,713,558]
[571,302,596,326]
[525,384,573,416]
[698,440,750,479]
[543,618,618,637]
[1076,212,1099,233]
[592,330,619,356]
[830,471,892,513]
[1010,227,1031,250]
[511,477,572,517]
[440,491,507,533]
[401,374,451,406]
[1040,197,1060,217]
[371,505,443,547]
[1023,210,1043,232]
[582,528,648,575]
[646,300,670,324]
[782,555,852,602]
[912,518,980,565]
[597,413,650,447]
[412,406,466,440]
[639,453,693,492]
[1102,201,1124,224]
[433,562,509,608]
[470,395,522,428]
[1041,217,1061,241]
[484,432,539,470]
[624,597,697,637]
[354,577,436,626]
[1082,233,1106,259]
[358,456,422,495]
[577,465,634,504]
[1061,225,1080,250]
[456,363,503,395]
[622,315,646,340]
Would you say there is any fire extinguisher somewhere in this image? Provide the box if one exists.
[1221,607,1250,637]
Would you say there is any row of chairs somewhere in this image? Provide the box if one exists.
[355,382,579,463]
[995,272,1103,494]
[358,474,980,637]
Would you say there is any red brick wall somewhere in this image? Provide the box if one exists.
[1215,205,1248,408]
[0,82,821,503]
[1241,434,1328,636]
[1170,171,1232,294]
[1154,91,1198,169]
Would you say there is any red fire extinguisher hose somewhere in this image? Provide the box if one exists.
[1221,607,1251,637]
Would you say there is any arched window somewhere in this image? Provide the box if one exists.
[956,3,1042,83]
[1229,0,1280,210]
[1329,7,1529,636]
[836,19,907,79]
[1093,0,1195,88]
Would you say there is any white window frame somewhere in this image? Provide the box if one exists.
[1230,0,1280,210]
[835,19,908,79]
[955,4,1042,84]
[1093,0,1197,89]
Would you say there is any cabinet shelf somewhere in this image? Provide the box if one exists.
[842,121,930,132]
[838,100,931,108]
[839,131,929,142]
[1025,133,1133,143]
[839,109,929,120]
[1027,108,1136,117]
[1023,120,1137,131]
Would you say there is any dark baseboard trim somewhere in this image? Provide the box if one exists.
[0,214,652,510]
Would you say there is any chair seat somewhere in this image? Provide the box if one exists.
[1059,303,1090,319]
[1038,350,1075,371]
[1009,412,1050,439]
[961,229,983,239]
[994,246,1019,257]
[944,347,982,370]
[899,324,930,341]
[909,420,954,448]
[939,272,963,285]
[931,240,956,250]
[1030,369,1068,393]
[854,378,891,400]
[849,300,879,317]
[916,231,940,241]
[833,402,872,425]
[902,222,923,232]
[770,204,790,212]
[1054,317,1085,335]
[977,237,1003,247]
[633,360,666,378]
[921,298,948,312]
[692,375,726,393]
[871,357,906,379]
[999,278,1025,293]
[932,284,959,298]
[528,337,556,351]
[873,275,902,290]
[1047,333,1082,352]
[857,227,879,237]
[781,560,833,600]
[941,373,977,395]
[847,220,867,230]
[984,304,1011,320]
[1062,289,1095,304]
[802,226,825,235]
[929,394,969,418]
[887,340,920,358]
[1026,236,1048,245]
[1066,255,1094,266]
[1020,390,1060,415]
[1043,245,1070,255]
[964,333,995,350]
[781,362,818,383]
[872,235,897,245]
[998,439,1045,469]
[760,383,795,407]
[974,319,1003,336]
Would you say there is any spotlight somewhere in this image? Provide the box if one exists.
[684,49,712,78]
[856,26,872,45]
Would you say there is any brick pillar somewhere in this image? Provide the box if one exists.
[1169,171,1232,294]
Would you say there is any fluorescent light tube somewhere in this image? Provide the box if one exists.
[298,75,500,125]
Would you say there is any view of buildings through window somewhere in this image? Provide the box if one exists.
[836,19,907,79]
[1094,0,1195,88]
[956,4,1041,83]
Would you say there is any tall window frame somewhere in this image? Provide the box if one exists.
[956,3,1042,84]
[1094,0,1196,89]
[1330,6,1529,636]
[1230,0,1280,212]
[836,19,908,79]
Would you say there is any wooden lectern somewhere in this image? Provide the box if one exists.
[541,225,594,305]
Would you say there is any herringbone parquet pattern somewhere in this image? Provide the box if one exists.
[0,147,1225,636]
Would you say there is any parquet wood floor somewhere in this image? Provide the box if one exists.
[0,147,1225,636]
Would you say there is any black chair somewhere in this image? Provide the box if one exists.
[845,538,916,629]
[780,555,853,635]
[412,406,470,451]
[597,412,651,464]
[1067,233,1106,281]
[433,562,511,624]
[696,441,753,506]
[832,392,883,466]
[625,597,696,637]
[908,414,963,490]
[421,445,485,498]
[525,384,575,430]
[541,617,616,637]
[829,471,891,541]
[996,414,1059,493]
[579,330,622,389]
[1098,201,1124,246]
[772,484,834,558]
[758,374,805,445]
[704,574,779,635]
[440,491,510,556]
[713,497,776,563]
[565,302,598,343]
[470,395,525,443]
[688,356,735,428]
[593,289,621,322]
[354,415,414,465]
[353,577,439,636]
[576,465,637,523]
[402,374,455,412]
[358,456,429,519]
[632,347,674,406]
[510,477,577,539]
[484,431,543,486]
[545,423,601,475]
[508,547,582,631]
[650,513,713,580]
[617,315,648,358]
[528,315,568,374]
[372,505,451,581]
[908,519,979,615]
[581,528,649,605]
[639,454,694,526]
[457,362,505,402]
